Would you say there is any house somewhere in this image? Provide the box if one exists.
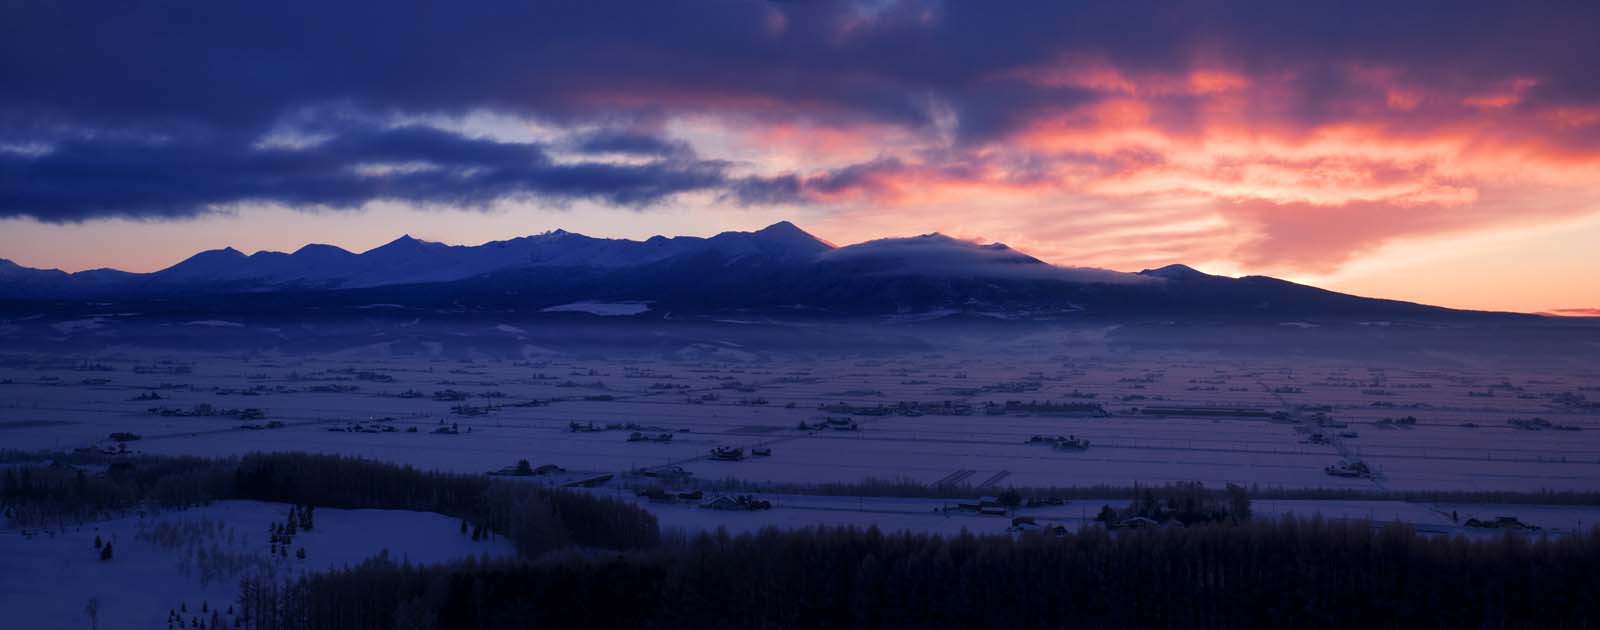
[635,465,691,479]
[956,495,1006,513]
[699,495,772,511]
[637,487,674,502]
[563,474,613,488]
[1465,516,1539,531]
[1051,435,1090,451]
[701,496,743,510]
[1325,460,1371,478]
[709,446,745,461]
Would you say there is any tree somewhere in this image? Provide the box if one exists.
[515,459,534,476]
[94,534,103,549]
[99,542,113,561]
[997,489,1022,508]
[296,547,306,560]
[84,597,99,630]
[1226,483,1252,521]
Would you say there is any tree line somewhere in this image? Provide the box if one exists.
[688,473,1600,506]
[239,519,1600,629]
[1,452,658,556]
[9,451,1600,627]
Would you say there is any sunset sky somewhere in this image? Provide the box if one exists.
[2,2,1597,314]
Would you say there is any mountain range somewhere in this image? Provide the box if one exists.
[0,221,1525,320]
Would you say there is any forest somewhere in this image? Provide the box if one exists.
[240,519,1600,629]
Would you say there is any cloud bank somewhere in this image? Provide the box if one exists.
[3,1,1599,272]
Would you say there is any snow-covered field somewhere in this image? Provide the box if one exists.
[2,345,1597,625]
[0,500,513,630]
[2,350,1595,493]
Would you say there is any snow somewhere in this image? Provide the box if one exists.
[539,301,652,316]
[0,500,514,630]
[49,318,109,334]
[1,349,1596,495]
[183,320,245,328]
[0,341,1596,618]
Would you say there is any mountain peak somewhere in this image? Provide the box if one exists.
[181,246,247,261]
[755,220,803,235]
[825,232,1046,271]
[371,234,444,251]
[292,243,353,257]
[1139,263,1210,280]
[748,221,830,246]
[153,246,252,280]
[708,220,834,261]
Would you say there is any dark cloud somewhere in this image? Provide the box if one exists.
[5,1,1592,135]
[568,130,692,158]
[0,123,734,221]
[2,1,1599,221]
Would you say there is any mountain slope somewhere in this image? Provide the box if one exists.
[0,222,1529,321]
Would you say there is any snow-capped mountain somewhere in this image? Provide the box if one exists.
[0,221,1528,320]
[0,221,835,297]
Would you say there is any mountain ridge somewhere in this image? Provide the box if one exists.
[0,222,1538,320]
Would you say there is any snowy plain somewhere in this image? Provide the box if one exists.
[0,500,513,630]
[2,333,1599,627]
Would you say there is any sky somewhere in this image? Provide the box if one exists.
[1,1,1598,314]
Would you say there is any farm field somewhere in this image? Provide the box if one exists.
[2,345,1596,496]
